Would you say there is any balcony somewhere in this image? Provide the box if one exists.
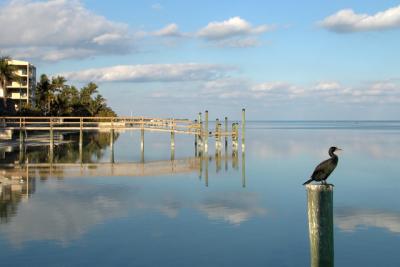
[15,69,28,76]
[6,80,28,87]
[10,92,28,100]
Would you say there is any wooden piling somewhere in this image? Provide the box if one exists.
[140,128,144,163]
[242,150,246,188]
[242,108,245,151]
[306,184,334,267]
[110,129,115,164]
[49,119,54,163]
[215,118,220,151]
[204,110,209,152]
[194,119,198,149]
[198,122,203,153]
[79,118,83,164]
[224,117,228,149]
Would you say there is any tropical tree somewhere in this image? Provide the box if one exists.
[0,56,17,108]
[32,75,116,117]
[35,74,52,115]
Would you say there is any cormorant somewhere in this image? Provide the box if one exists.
[303,146,341,185]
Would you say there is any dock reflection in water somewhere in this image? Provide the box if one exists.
[0,133,246,231]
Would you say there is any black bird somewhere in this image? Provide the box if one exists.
[303,146,342,185]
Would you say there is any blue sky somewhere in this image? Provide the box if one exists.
[1,0,400,120]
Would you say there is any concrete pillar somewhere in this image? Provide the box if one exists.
[306,184,334,267]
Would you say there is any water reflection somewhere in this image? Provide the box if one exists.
[0,152,253,247]
[0,141,246,233]
[306,184,334,267]
[197,192,266,225]
[249,129,400,160]
[335,208,400,234]
[0,132,117,165]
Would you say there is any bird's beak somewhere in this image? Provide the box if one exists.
[337,148,343,151]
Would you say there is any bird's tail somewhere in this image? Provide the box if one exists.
[302,178,313,185]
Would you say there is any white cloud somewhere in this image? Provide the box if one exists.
[197,17,272,47]
[0,0,132,61]
[152,23,183,37]
[212,37,260,48]
[62,63,235,82]
[151,3,163,10]
[320,5,400,33]
[313,81,341,91]
[198,17,270,40]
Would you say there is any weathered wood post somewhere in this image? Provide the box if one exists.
[79,117,83,164]
[19,118,25,164]
[224,117,228,149]
[205,153,209,187]
[306,184,334,267]
[140,128,145,163]
[49,118,54,163]
[241,149,246,188]
[232,123,238,153]
[110,118,115,164]
[215,118,220,152]
[232,123,239,170]
[170,119,175,159]
[198,121,203,155]
[110,129,115,164]
[204,110,209,153]
[194,119,198,154]
[242,108,245,152]
[19,118,24,144]
[197,113,203,153]
[198,153,203,180]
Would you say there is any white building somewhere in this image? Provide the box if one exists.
[0,59,36,110]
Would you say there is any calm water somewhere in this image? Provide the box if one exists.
[1,121,400,266]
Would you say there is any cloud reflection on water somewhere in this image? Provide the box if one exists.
[248,129,400,160]
[0,182,131,247]
[0,181,266,246]
[335,207,400,234]
[197,192,267,225]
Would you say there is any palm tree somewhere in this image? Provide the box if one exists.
[35,74,52,115]
[0,56,17,108]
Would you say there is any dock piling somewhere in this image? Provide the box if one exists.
[140,128,144,163]
[242,108,245,152]
[79,118,83,164]
[204,110,209,152]
[110,129,115,164]
[306,184,334,267]
[224,117,228,149]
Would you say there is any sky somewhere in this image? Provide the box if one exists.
[1,0,400,120]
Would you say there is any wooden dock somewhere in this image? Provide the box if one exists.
[1,109,246,155]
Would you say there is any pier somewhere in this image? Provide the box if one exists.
[1,110,245,150]
[1,110,246,163]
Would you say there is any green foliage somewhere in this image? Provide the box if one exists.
[32,74,116,117]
